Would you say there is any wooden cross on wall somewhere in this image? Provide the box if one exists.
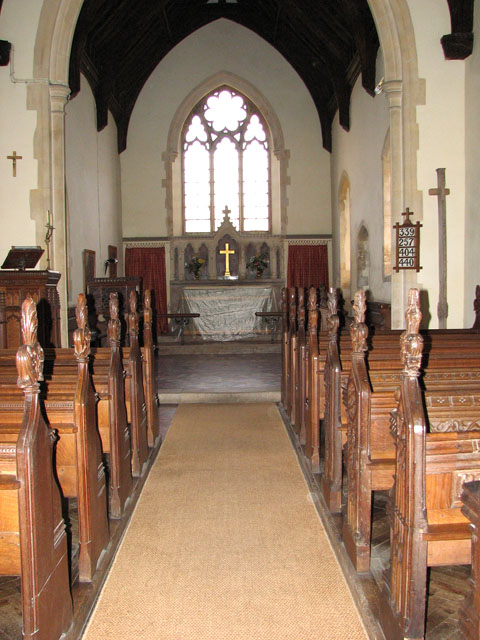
[428,168,450,328]
[7,150,22,177]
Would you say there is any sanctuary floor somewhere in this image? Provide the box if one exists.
[0,348,470,639]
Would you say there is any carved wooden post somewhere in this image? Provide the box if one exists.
[107,292,133,518]
[128,290,149,477]
[287,287,297,423]
[321,287,342,512]
[281,288,288,406]
[385,288,427,638]
[342,289,371,572]
[295,287,306,440]
[16,295,73,639]
[73,293,109,581]
[460,480,480,640]
[305,287,320,472]
[473,284,480,330]
[143,289,160,448]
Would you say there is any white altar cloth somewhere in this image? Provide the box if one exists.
[182,286,274,341]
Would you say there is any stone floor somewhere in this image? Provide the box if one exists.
[156,353,281,392]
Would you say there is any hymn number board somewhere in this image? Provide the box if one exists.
[394,208,422,273]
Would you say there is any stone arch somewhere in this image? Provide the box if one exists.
[31,0,422,339]
[338,172,352,307]
[165,70,288,238]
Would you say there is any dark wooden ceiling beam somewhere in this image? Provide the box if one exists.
[441,0,474,59]
[69,0,380,153]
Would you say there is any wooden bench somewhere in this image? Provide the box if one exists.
[0,294,110,583]
[379,293,480,639]
[341,290,480,572]
[0,296,72,640]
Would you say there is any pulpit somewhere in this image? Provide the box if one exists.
[0,269,61,348]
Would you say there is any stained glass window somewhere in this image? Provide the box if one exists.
[183,87,270,233]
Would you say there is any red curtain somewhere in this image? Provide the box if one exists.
[125,247,168,333]
[287,244,329,289]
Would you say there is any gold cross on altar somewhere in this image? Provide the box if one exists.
[7,151,22,177]
[220,242,235,277]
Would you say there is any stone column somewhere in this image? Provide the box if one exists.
[383,80,416,329]
[49,83,70,346]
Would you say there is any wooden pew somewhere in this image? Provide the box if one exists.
[379,291,480,639]
[294,287,306,441]
[304,287,321,472]
[459,480,480,640]
[0,294,110,583]
[124,290,149,477]
[342,290,480,573]
[94,292,133,517]
[285,288,297,421]
[280,288,289,407]
[0,296,73,640]
[321,288,343,509]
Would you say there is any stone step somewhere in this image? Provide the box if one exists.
[157,391,280,404]
[155,340,281,355]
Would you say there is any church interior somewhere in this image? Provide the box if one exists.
[0,1,480,638]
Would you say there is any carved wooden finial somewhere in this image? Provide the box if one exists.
[474,285,480,330]
[288,287,297,325]
[73,293,91,360]
[298,288,305,328]
[327,288,339,339]
[107,292,121,346]
[21,293,38,347]
[16,295,44,389]
[307,287,318,336]
[143,289,152,330]
[350,289,368,353]
[128,290,139,336]
[400,288,424,377]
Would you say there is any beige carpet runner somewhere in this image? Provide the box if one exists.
[83,403,367,639]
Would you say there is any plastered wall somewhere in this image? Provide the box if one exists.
[330,52,390,305]
[121,19,331,239]
[408,0,467,327]
[0,0,42,265]
[465,3,480,326]
[65,76,123,303]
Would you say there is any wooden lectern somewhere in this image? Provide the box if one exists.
[0,246,61,348]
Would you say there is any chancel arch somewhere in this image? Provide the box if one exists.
[31,0,423,338]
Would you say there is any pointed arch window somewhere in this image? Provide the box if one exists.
[183,87,270,233]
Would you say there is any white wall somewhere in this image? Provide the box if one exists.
[0,0,42,264]
[408,0,467,327]
[330,52,390,304]
[121,18,331,238]
[465,3,480,326]
[65,76,123,303]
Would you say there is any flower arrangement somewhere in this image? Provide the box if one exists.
[246,253,269,277]
[185,256,205,279]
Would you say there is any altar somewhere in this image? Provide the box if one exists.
[180,283,277,341]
